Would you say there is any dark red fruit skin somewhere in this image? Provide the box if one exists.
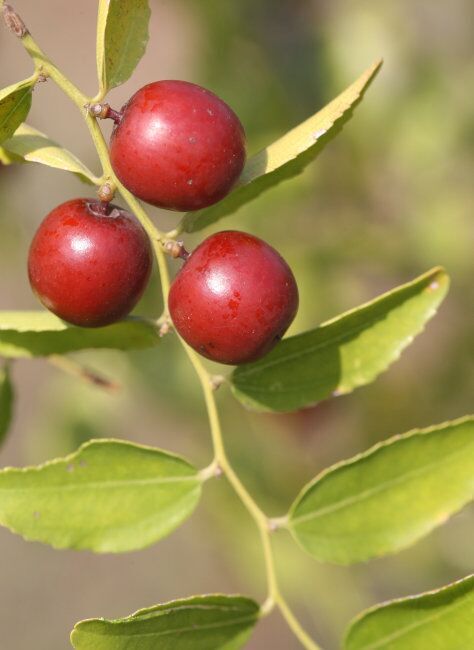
[109,80,246,212]
[28,199,152,327]
[168,231,299,365]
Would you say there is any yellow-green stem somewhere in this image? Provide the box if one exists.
[21,30,167,243]
[21,29,171,313]
[277,595,322,650]
[11,14,321,650]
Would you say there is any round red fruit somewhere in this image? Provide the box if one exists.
[168,231,299,365]
[109,80,246,212]
[28,199,152,327]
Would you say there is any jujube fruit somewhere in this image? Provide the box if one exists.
[168,231,299,364]
[28,198,152,327]
[109,80,246,211]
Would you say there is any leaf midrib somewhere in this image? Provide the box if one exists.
[105,2,147,88]
[291,439,474,527]
[81,613,257,640]
[352,593,473,650]
[0,474,198,493]
[0,86,31,135]
[234,292,438,383]
[23,145,92,174]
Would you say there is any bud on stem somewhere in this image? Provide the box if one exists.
[164,240,190,261]
[2,3,28,38]
[97,181,115,204]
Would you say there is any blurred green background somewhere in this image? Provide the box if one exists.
[0,1,473,648]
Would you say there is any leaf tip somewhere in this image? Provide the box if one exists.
[426,266,450,294]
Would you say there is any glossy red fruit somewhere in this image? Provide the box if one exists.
[168,231,299,365]
[109,80,246,212]
[28,199,152,327]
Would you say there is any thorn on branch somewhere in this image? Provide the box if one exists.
[2,3,28,38]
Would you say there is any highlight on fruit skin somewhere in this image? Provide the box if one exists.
[168,230,299,365]
[109,80,246,212]
[27,198,152,328]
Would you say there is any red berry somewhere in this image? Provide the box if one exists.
[109,81,246,211]
[28,199,152,327]
[168,231,299,365]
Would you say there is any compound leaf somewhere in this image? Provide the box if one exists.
[181,59,382,233]
[96,0,150,95]
[71,594,259,650]
[0,439,202,552]
[0,311,160,357]
[231,267,448,412]
[288,416,474,564]
[0,77,35,144]
[344,575,474,650]
[1,124,97,183]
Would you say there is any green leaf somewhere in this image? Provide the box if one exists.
[0,439,202,552]
[181,59,382,233]
[0,311,160,358]
[0,363,14,447]
[344,574,474,650]
[0,77,35,144]
[231,267,448,413]
[288,416,474,564]
[96,0,150,95]
[71,594,259,650]
[1,124,97,183]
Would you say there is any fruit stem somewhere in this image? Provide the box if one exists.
[7,12,168,241]
[94,201,111,216]
[8,11,322,649]
[106,107,122,125]
[20,28,172,305]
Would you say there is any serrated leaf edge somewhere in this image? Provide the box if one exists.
[288,414,474,527]
[343,574,474,650]
[0,437,197,475]
[235,267,447,383]
[70,593,260,644]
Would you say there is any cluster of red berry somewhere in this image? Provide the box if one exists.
[28,81,298,365]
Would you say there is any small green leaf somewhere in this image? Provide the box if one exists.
[0,311,160,357]
[0,363,14,447]
[0,77,35,144]
[71,594,259,650]
[181,59,382,233]
[0,439,202,552]
[1,124,97,183]
[96,0,150,95]
[344,574,474,650]
[232,267,448,412]
[288,416,474,564]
